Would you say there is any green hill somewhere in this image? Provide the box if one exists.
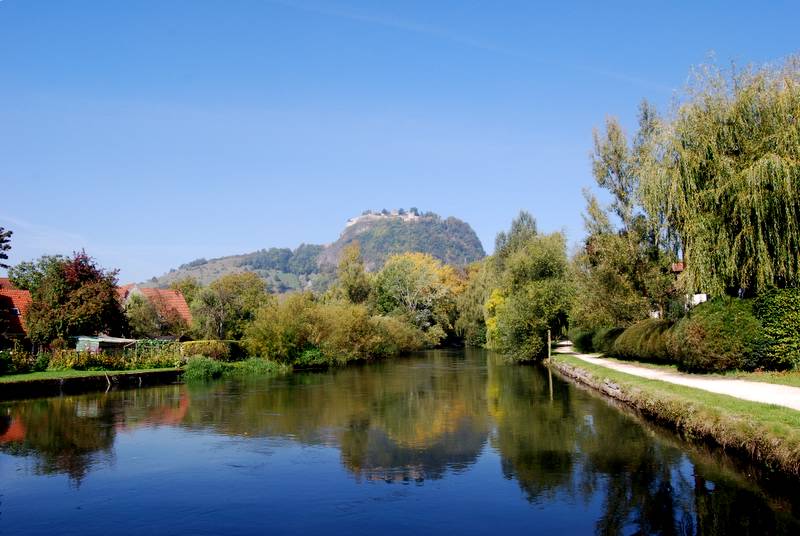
[144,209,485,291]
[317,210,485,271]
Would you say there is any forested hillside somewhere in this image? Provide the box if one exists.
[144,210,485,291]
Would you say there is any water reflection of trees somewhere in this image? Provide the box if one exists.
[0,386,188,484]
[179,349,490,481]
[1,350,799,532]
[486,355,800,534]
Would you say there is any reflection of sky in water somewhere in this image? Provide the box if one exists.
[1,349,799,535]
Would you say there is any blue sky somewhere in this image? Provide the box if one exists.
[1,0,798,283]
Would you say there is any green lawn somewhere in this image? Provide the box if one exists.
[0,367,180,384]
[553,354,800,430]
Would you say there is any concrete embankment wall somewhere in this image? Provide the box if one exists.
[549,358,800,479]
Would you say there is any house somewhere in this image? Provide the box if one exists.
[0,280,32,339]
[117,285,193,325]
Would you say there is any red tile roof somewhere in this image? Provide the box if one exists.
[671,262,685,273]
[0,277,16,290]
[0,289,32,334]
[117,283,135,301]
[133,287,193,325]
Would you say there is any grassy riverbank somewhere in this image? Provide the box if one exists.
[0,357,291,385]
[0,367,178,384]
[550,353,800,478]
[0,358,292,400]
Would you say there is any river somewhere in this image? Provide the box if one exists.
[1,349,798,535]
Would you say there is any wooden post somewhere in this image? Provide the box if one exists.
[547,328,553,401]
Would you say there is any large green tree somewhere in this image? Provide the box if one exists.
[640,58,800,294]
[8,256,66,291]
[571,100,678,329]
[191,272,271,339]
[23,252,127,345]
[485,231,571,362]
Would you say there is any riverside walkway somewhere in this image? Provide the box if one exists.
[554,342,800,411]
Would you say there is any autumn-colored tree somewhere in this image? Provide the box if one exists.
[24,252,127,345]
[372,252,462,343]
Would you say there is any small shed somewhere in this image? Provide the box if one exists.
[75,336,137,354]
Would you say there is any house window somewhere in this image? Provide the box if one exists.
[11,308,19,316]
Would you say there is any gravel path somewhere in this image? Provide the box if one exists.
[555,344,800,411]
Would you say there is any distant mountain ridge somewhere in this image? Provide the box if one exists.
[145,209,485,292]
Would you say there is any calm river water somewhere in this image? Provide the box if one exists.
[1,349,798,535]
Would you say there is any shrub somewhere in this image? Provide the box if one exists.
[592,327,625,354]
[183,356,226,381]
[48,350,123,371]
[181,340,243,362]
[50,350,119,370]
[230,358,288,377]
[568,328,596,353]
[244,293,317,363]
[612,319,674,363]
[124,340,183,369]
[754,288,800,369]
[33,352,50,372]
[46,341,182,372]
[312,302,380,364]
[669,298,767,372]
[293,347,329,368]
[0,350,12,375]
[370,315,425,357]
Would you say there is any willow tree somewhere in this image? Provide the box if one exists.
[641,58,800,295]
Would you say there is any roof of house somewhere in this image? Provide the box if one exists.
[0,277,16,290]
[671,262,685,273]
[140,288,193,324]
[122,286,192,325]
[116,283,135,301]
[0,289,32,334]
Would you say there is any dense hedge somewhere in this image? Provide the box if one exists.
[568,327,624,354]
[592,327,625,354]
[754,288,800,369]
[669,298,766,372]
[572,296,796,373]
[181,340,245,362]
[568,328,596,353]
[611,319,674,363]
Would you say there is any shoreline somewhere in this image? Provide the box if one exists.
[0,368,184,401]
[548,354,800,479]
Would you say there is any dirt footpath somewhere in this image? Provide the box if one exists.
[555,344,800,411]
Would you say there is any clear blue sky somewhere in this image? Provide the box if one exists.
[2,0,798,283]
